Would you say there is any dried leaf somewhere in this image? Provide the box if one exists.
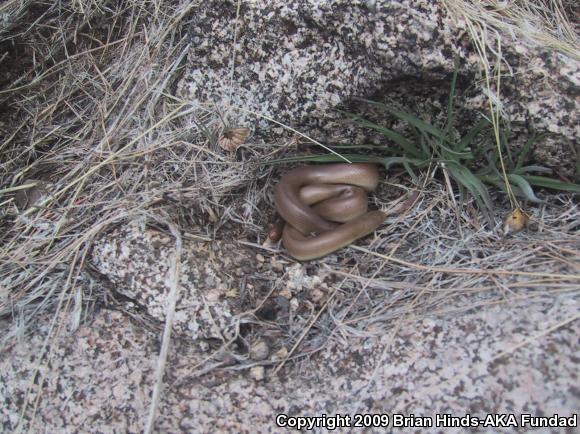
[503,207,529,236]
[218,127,250,152]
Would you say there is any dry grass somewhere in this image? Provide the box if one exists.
[0,0,254,336]
[0,2,278,428]
[0,0,579,431]
[444,0,579,61]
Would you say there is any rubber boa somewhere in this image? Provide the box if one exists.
[273,163,384,260]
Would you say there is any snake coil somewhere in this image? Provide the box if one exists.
[273,163,385,260]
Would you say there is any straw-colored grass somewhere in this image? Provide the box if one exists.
[1,0,578,431]
[444,0,579,61]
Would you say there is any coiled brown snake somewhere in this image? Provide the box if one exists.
[273,163,387,260]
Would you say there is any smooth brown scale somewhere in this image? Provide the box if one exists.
[273,163,384,260]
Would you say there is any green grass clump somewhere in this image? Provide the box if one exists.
[272,62,579,223]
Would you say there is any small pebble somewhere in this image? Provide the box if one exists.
[250,366,265,381]
[250,339,270,361]
[270,257,284,273]
[272,347,288,360]
[311,288,326,304]
[273,347,288,361]
[289,297,299,312]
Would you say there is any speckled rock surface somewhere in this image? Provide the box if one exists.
[1,310,156,432]
[90,220,247,341]
[178,0,579,174]
[1,293,578,433]
[89,219,334,349]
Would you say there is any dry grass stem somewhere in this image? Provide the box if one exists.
[0,1,578,430]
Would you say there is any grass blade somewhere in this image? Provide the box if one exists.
[516,133,548,169]
[327,144,394,151]
[341,111,421,158]
[507,174,545,203]
[438,142,474,160]
[444,57,460,139]
[267,154,383,165]
[455,118,490,152]
[523,175,580,193]
[355,98,447,141]
[381,156,422,170]
[500,126,514,167]
[513,165,552,175]
[447,163,494,217]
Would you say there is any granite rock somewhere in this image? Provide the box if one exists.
[1,293,577,432]
[90,219,245,341]
[178,0,579,174]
